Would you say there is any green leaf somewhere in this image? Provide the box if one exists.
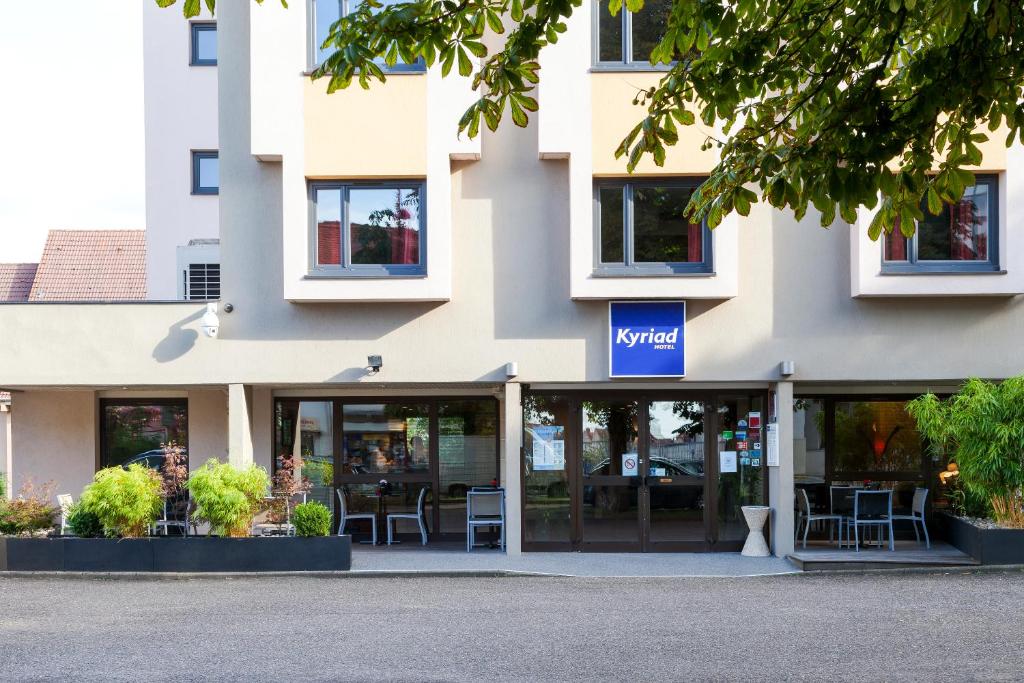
[457,46,472,77]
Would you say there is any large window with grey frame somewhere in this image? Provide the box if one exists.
[274,397,499,542]
[595,178,712,274]
[99,399,188,470]
[191,151,219,195]
[882,174,999,273]
[311,182,425,276]
[595,0,672,67]
[309,0,426,71]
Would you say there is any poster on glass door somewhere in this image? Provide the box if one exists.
[531,425,565,471]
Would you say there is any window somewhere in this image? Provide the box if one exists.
[183,263,220,301]
[883,175,999,273]
[595,0,671,67]
[311,182,425,276]
[190,22,217,66]
[100,400,188,470]
[191,151,219,195]
[594,179,712,274]
[309,0,425,71]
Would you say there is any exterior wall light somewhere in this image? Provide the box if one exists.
[367,355,383,374]
[505,362,519,378]
[201,303,220,338]
[779,360,795,377]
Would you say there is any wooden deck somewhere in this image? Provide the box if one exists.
[788,540,979,571]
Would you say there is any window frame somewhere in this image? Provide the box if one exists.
[190,150,219,196]
[189,22,217,67]
[308,180,428,278]
[98,398,189,471]
[591,0,672,71]
[881,174,1000,274]
[307,0,426,73]
[593,178,714,276]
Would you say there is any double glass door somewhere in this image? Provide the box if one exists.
[523,392,767,552]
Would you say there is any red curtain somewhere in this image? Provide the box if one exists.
[317,221,341,265]
[884,220,907,261]
[687,223,702,262]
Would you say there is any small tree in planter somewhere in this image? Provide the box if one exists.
[267,453,312,527]
[907,376,1024,528]
[187,459,270,537]
[80,465,163,537]
[0,479,57,536]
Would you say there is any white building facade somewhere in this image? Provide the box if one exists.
[2,0,1023,557]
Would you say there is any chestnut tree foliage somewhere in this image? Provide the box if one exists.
[159,0,1024,239]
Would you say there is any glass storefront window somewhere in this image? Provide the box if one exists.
[833,401,923,474]
[341,403,430,475]
[581,400,641,545]
[715,396,765,543]
[100,400,188,469]
[276,401,335,513]
[523,395,572,545]
[438,400,498,534]
[647,400,705,543]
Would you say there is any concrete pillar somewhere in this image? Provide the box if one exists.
[1,403,10,500]
[501,381,523,555]
[228,383,254,468]
[251,386,274,472]
[769,381,795,557]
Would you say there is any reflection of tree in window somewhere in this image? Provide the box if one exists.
[833,402,923,473]
[633,186,701,263]
[582,401,638,475]
[350,188,420,265]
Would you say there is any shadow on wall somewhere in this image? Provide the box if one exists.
[152,309,203,363]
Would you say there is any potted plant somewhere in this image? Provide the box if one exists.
[907,376,1024,563]
[187,459,270,537]
[0,480,57,537]
[292,501,332,537]
[80,464,164,538]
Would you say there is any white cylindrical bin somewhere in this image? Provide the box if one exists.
[741,505,772,557]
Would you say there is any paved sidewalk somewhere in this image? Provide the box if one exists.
[350,547,797,576]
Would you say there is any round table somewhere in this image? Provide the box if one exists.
[740,505,772,557]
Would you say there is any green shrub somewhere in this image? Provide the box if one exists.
[293,501,332,537]
[80,465,163,538]
[66,502,104,538]
[187,459,270,537]
[908,376,1024,527]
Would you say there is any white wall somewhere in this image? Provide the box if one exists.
[143,3,219,300]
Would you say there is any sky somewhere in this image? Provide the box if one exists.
[0,1,145,263]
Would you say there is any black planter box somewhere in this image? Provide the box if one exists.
[0,536,351,572]
[939,512,1024,565]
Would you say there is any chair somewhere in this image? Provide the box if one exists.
[57,494,74,535]
[153,495,190,536]
[466,488,505,552]
[337,488,377,545]
[891,487,930,549]
[795,488,844,549]
[848,489,894,552]
[386,487,429,546]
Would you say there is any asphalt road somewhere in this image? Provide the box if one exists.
[1,569,1023,682]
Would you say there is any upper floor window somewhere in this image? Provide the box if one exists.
[191,151,219,195]
[883,175,999,273]
[594,179,712,275]
[595,0,670,67]
[312,182,425,276]
[190,22,217,66]
[309,0,425,71]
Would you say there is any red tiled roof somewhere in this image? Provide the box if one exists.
[0,263,39,302]
[28,230,146,301]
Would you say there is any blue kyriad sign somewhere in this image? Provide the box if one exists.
[609,301,686,378]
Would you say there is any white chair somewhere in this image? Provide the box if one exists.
[337,487,377,544]
[153,496,191,536]
[57,494,74,535]
[466,488,505,552]
[386,487,428,546]
[891,487,930,549]
[795,488,844,548]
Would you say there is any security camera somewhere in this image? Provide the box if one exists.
[367,355,383,374]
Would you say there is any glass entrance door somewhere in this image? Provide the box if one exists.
[644,400,707,551]
[580,399,642,550]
